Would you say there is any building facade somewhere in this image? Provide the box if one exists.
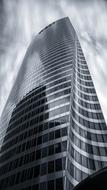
[0,17,107,190]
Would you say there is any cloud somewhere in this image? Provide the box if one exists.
[0,0,107,122]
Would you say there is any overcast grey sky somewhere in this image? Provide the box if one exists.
[0,0,107,122]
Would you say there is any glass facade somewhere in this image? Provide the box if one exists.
[0,17,107,190]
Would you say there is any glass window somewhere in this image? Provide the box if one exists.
[38,124,43,132]
[55,129,61,139]
[37,136,42,145]
[62,141,67,152]
[43,134,48,143]
[40,163,47,176]
[42,147,47,158]
[61,127,67,136]
[48,180,54,190]
[36,149,41,160]
[34,165,40,177]
[49,122,54,128]
[32,184,39,190]
[48,145,54,155]
[55,158,62,171]
[55,143,61,153]
[49,131,54,140]
[40,182,47,190]
[56,178,63,190]
[44,122,48,130]
[48,160,54,173]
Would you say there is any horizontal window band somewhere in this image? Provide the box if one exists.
[72,117,107,134]
[12,81,71,111]
[12,71,72,103]
[73,77,94,89]
[74,67,91,77]
[72,101,103,120]
[40,60,73,76]
[11,94,71,121]
[15,76,72,110]
[6,99,70,131]
[0,122,68,155]
[42,55,74,66]
[71,121,107,144]
[22,58,73,80]
[0,151,66,180]
[72,106,105,123]
[0,136,67,166]
[0,118,69,144]
[71,127,107,147]
[77,61,87,65]
[27,61,72,80]
[12,88,71,117]
[73,89,99,104]
[77,63,88,70]
[69,138,107,161]
[15,65,72,88]
[41,36,74,47]
[69,131,107,157]
[40,40,75,55]
[41,51,73,62]
[1,119,69,147]
[0,111,70,140]
[44,68,72,84]
[15,69,72,92]
[0,87,71,135]
[74,73,93,82]
[9,101,70,126]
[68,153,94,174]
[68,144,106,171]
[77,58,86,62]
[42,54,74,65]
[74,72,92,81]
[66,170,79,186]
[75,66,90,74]
[73,85,97,96]
[73,97,102,113]
[40,38,74,50]
[74,76,93,86]
[42,58,73,71]
[73,94,101,110]
[40,45,74,58]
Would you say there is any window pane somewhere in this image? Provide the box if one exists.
[37,136,42,145]
[56,178,63,190]
[49,131,54,140]
[61,127,67,136]
[48,161,54,173]
[40,182,47,190]
[34,165,40,177]
[62,141,67,152]
[42,147,47,157]
[43,134,48,143]
[36,149,41,160]
[48,145,54,155]
[55,129,61,138]
[41,163,47,175]
[55,158,62,171]
[55,143,61,153]
[48,180,54,190]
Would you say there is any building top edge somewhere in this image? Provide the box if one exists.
[38,17,69,35]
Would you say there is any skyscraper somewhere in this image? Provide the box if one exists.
[0,17,107,190]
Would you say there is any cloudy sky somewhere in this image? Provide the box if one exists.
[0,0,107,122]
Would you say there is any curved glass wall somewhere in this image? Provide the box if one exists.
[67,38,107,189]
[0,17,107,190]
